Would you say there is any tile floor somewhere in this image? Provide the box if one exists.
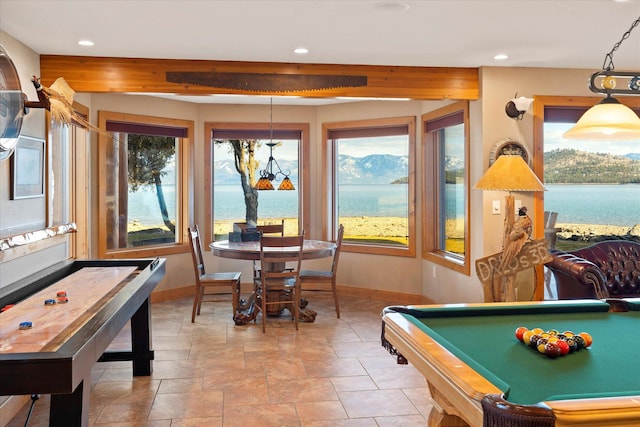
[7,294,432,426]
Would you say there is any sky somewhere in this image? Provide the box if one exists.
[213,123,639,163]
[214,135,408,162]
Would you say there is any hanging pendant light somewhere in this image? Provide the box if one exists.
[254,98,295,190]
[563,16,640,140]
[563,94,640,140]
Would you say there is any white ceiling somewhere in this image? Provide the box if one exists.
[1,0,639,105]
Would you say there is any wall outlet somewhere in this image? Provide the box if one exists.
[492,200,501,215]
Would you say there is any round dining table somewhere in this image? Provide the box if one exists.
[209,239,336,324]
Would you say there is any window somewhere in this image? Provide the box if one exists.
[204,122,310,242]
[98,112,192,258]
[539,97,640,252]
[324,117,415,257]
[423,101,470,274]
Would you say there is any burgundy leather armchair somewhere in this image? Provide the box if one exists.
[545,240,640,300]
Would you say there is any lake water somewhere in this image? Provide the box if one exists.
[127,183,640,227]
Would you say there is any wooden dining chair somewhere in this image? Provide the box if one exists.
[253,219,285,279]
[300,224,344,318]
[188,225,241,323]
[254,232,304,332]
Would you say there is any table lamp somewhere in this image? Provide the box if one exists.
[474,155,546,301]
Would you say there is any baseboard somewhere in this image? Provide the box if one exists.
[150,283,432,305]
[336,285,434,305]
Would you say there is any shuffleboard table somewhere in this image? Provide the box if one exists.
[0,258,165,427]
[382,299,640,427]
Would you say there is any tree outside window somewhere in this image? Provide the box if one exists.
[209,124,305,241]
[98,111,191,258]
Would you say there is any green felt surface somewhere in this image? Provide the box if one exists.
[403,307,640,405]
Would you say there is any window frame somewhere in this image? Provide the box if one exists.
[532,95,640,237]
[422,101,470,275]
[97,111,192,258]
[203,121,310,243]
[323,116,416,257]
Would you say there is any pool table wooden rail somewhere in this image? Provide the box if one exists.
[382,301,640,427]
[383,310,499,426]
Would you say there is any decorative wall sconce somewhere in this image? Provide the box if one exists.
[505,95,534,120]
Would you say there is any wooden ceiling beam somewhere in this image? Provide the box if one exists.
[39,55,479,100]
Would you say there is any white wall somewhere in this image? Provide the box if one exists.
[0,31,70,288]
[419,66,599,304]
[1,29,605,303]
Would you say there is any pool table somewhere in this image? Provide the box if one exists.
[381,299,640,427]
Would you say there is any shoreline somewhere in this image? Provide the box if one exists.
[129,218,640,240]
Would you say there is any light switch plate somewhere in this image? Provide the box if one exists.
[492,200,501,214]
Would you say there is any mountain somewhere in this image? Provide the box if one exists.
[213,158,299,185]
[213,154,412,185]
[544,149,640,184]
[338,154,408,184]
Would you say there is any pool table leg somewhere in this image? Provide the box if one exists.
[428,386,470,427]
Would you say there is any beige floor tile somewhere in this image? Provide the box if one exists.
[330,375,378,392]
[295,400,348,421]
[268,378,339,403]
[222,403,299,427]
[147,391,224,420]
[338,389,420,418]
[7,296,427,426]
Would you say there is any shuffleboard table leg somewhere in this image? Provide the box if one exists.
[50,379,89,427]
[130,297,154,376]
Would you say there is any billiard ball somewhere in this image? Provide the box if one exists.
[563,330,575,337]
[515,326,528,342]
[578,332,593,347]
[573,335,586,350]
[565,337,578,352]
[531,327,544,335]
[547,329,559,336]
[529,334,542,348]
[556,340,570,356]
[544,342,562,358]
[537,339,549,354]
[522,330,535,345]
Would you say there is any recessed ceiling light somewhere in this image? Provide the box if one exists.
[494,54,508,61]
[374,2,410,12]
[294,47,309,55]
[78,40,94,47]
